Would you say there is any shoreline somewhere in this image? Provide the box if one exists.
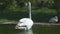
[0,22,60,26]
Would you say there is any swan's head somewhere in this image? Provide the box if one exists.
[15,18,33,30]
[54,16,58,22]
[25,2,31,6]
[55,16,58,19]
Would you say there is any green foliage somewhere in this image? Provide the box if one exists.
[0,0,59,22]
[0,7,57,22]
[0,0,55,10]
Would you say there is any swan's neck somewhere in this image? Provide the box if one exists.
[27,2,31,19]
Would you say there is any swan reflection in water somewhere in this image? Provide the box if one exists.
[17,29,33,34]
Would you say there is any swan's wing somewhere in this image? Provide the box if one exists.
[49,17,58,23]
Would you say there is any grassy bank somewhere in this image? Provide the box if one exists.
[0,7,57,23]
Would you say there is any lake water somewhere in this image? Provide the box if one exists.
[0,24,60,34]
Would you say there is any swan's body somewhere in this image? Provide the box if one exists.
[15,2,33,30]
[49,16,58,23]
[15,18,33,30]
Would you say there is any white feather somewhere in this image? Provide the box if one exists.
[49,16,58,23]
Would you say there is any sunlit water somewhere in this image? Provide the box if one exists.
[0,24,60,34]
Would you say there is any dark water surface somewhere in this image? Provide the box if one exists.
[0,24,60,34]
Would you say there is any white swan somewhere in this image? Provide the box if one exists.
[49,16,58,23]
[15,2,33,30]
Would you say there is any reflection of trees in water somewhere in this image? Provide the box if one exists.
[18,29,33,34]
